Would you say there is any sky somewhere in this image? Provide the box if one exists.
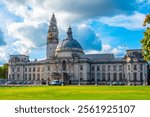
[0,0,150,65]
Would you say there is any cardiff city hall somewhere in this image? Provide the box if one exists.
[8,14,148,85]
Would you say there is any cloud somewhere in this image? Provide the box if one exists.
[99,12,145,30]
[2,0,137,27]
[85,44,126,57]
[0,29,6,46]
[74,23,102,50]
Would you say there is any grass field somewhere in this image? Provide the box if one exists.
[0,86,150,100]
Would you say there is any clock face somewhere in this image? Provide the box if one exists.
[48,32,54,41]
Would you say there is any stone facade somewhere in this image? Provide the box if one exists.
[8,14,148,85]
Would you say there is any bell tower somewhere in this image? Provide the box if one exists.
[46,13,59,59]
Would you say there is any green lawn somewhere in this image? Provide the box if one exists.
[0,86,150,100]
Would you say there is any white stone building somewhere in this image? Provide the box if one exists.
[8,14,148,85]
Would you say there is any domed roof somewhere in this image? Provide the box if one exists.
[56,26,83,53]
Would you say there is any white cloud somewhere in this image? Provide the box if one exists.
[85,44,126,57]
[99,12,145,30]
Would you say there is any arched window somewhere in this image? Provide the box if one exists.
[62,60,66,71]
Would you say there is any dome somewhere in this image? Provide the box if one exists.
[56,26,84,53]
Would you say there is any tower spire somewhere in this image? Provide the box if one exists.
[50,13,57,27]
[67,26,73,40]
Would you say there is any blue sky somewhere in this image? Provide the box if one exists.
[0,0,150,64]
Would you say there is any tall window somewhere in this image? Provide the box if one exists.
[128,65,130,70]
[119,65,122,71]
[62,60,66,71]
[29,67,31,72]
[37,74,40,81]
[47,66,50,71]
[97,73,100,81]
[108,65,110,71]
[29,74,31,80]
[113,65,117,71]
[119,73,123,81]
[80,65,83,71]
[24,74,27,80]
[37,67,40,72]
[80,73,83,81]
[91,73,95,81]
[97,66,100,71]
[33,67,35,72]
[17,74,20,79]
[140,72,143,81]
[113,73,117,81]
[134,65,137,70]
[42,67,44,71]
[17,67,20,72]
[33,74,35,80]
[140,64,143,71]
[107,73,110,81]
[133,72,137,81]
[102,73,105,81]
[92,66,95,71]
[102,65,105,71]
[25,67,27,72]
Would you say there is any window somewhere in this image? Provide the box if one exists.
[108,65,110,71]
[133,72,137,81]
[128,65,130,70]
[119,73,123,81]
[102,65,105,71]
[29,74,31,80]
[12,74,15,80]
[113,73,117,81]
[140,72,143,81]
[25,67,27,72]
[62,60,66,71]
[119,65,122,71]
[107,73,111,81]
[92,66,95,71]
[37,67,40,72]
[140,64,143,71]
[11,67,14,72]
[47,66,50,71]
[29,67,31,72]
[17,67,20,72]
[17,74,20,79]
[33,67,35,72]
[113,65,117,71]
[97,66,100,71]
[97,73,100,81]
[24,74,27,80]
[80,65,83,71]
[102,73,105,81]
[80,73,83,81]
[91,73,95,81]
[134,65,137,70]
[37,74,40,81]
[42,67,44,71]
[33,74,35,80]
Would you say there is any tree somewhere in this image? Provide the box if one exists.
[0,63,8,79]
[141,14,150,61]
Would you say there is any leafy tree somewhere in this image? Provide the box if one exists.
[141,14,150,61]
[0,63,8,79]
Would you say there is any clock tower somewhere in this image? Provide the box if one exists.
[46,13,59,59]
